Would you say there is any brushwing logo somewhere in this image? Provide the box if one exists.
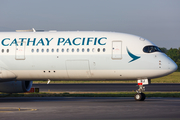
[127,47,140,63]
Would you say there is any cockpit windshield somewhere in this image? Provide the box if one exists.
[143,45,162,53]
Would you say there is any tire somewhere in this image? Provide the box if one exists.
[134,93,146,101]
[134,93,142,101]
[141,93,146,101]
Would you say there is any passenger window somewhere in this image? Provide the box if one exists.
[57,49,59,52]
[31,49,34,53]
[82,48,84,52]
[97,48,100,52]
[47,49,49,52]
[7,49,9,53]
[103,48,105,52]
[62,48,64,52]
[87,48,90,52]
[92,48,95,52]
[37,49,39,52]
[52,49,54,52]
[77,48,79,52]
[67,48,69,52]
[72,48,74,52]
[42,49,44,52]
[2,49,4,53]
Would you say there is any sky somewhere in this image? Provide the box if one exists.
[0,0,180,49]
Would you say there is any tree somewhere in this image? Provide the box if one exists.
[160,47,168,54]
[166,48,180,63]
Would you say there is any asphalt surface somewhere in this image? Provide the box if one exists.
[32,83,180,92]
[0,97,180,120]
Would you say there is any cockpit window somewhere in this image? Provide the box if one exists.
[143,46,162,53]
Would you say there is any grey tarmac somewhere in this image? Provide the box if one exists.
[0,97,180,120]
[32,83,180,92]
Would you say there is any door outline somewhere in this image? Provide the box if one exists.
[15,41,26,60]
[65,60,91,79]
[111,40,122,60]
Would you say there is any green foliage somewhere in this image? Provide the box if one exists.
[166,48,180,62]
[160,47,168,54]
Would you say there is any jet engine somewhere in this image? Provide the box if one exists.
[0,81,32,93]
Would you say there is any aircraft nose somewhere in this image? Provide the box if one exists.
[169,60,178,72]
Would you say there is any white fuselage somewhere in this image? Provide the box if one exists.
[0,31,177,81]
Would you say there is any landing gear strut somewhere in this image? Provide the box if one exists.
[134,79,151,101]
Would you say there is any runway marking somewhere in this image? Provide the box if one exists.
[0,107,37,112]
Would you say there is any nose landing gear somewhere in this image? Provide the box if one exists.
[134,79,151,101]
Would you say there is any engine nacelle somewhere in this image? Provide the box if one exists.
[0,81,32,93]
[0,68,16,79]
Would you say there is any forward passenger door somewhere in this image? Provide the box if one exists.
[15,41,26,60]
[112,41,122,59]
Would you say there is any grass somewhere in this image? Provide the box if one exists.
[151,72,180,83]
[33,72,180,84]
[1,92,180,97]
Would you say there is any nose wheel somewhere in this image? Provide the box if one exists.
[134,93,146,101]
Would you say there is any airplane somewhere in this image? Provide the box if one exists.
[0,28,177,101]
